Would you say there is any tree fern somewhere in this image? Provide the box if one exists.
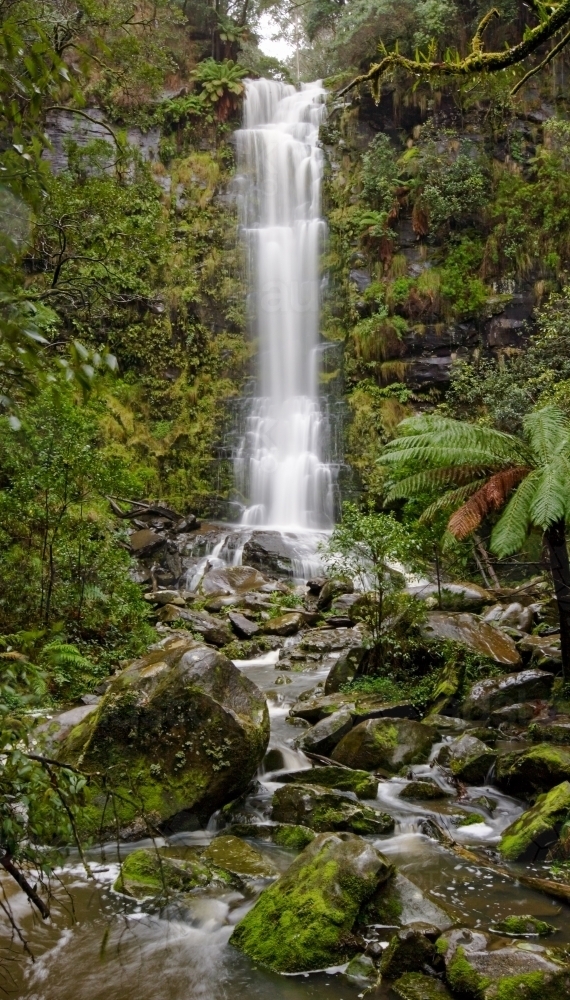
[490,470,543,557]
[386,465,488,501]
[418,481,485,523]
[523,405,570,465]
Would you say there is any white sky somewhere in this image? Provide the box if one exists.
[257,12,295,62]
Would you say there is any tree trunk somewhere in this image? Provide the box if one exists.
[545,519,570,682]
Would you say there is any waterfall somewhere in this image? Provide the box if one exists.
[235,79,334,531]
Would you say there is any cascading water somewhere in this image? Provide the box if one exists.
[235,79,334,531]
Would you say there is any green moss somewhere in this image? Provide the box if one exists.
[457,813,485,827]
[498,782,570,861]
[373,724,398,751]
[113,847,218,898]
[492,916,556,937]
[273,825,316,850]
[358,872,403,926]
[493,970,567,1000]
[392,972,453,999]
[446,946,489,999]
[286,766,378,800]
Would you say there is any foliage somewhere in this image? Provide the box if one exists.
[192,59,246,119]
[361,133,400,214]
[321,502,424,666]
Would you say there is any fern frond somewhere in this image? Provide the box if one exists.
[383,415,532,467]
[528,457,570,529]
[419,480,485,522]
[523,405,570,464]
[490,469,542,558]
[386,465,488,501]
[380,444,519,469]
[448,467,530,540]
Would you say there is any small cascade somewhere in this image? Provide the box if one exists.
[235,79,335,531]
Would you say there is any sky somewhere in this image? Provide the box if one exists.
[257,12,295,62]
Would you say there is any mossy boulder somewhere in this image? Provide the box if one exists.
[324,646,368,694]
[442,928,568,1000]
[491,916,557,937]
[230,831,394,972]
[437,735,497,784]
[296,708,354,756]
[359,872,453,932]
[529,719,570,745]
[423,612,521,666]
[202,835,277,877]
[290,692,418,726]
[462,669,554,720]
[56,635,269,839]
[392,972,454,999]
[380,927,439,979]
[275,765,378,799]
[113,847,233,899]
[224,822,315,850]
[400,779,452,801]
[262,612,305,636]
[271,783,394,834]
[344,953,379,985]
[331,718,436,773]
[498,782,570,861]
[495,744,570,797]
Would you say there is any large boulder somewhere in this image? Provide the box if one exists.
[157,607,232,646]
[324,646,368,694]
[200,565,267,596]
[271,783,394,835]
[275,765,378,799]
[262,612,305,636]
[316,577,354,610]
[296,708,354,756]
[437,734,497,784]
[462,669,555,720]
[529,718,570,744]
[423,612,521,665]
[331,718,436,773]
[290,691,418,725]
[56,635,269,838]
[442,927,570,1000]
[242,532,294,575]
[113,846,235,899]
[380,927,440,979]
[498,782,570,861]
[495,744,570,797]
[359,871,453,932]
[230,831,394,972]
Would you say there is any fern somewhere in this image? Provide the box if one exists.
[386,465,488,501]
[490,470,542,557]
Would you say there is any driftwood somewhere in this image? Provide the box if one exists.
[107,496,182,522]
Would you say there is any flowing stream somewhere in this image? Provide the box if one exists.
[234,79,334,530]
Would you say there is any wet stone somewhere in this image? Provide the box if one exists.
[271,783,394,835]
[380,927,439,979]
[392,973,453,1000]
[202,835,277,877]
[498,781,570,861]
[495,743,570,797]
[490,915,557,937]
[332,717,436,773]
[274,765,378,799]
[399,779,452,801]
[529,718,570,744]
[437,734,497,784]
[423,612,521,665]
[228,611,260,638]
[296,707,354,756]
[462,668,555,719]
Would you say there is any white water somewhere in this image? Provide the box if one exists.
[235,79,334,531]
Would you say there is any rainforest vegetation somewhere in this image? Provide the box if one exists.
[5,0,570,992]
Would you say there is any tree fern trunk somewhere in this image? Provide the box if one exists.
[545,519,570,682]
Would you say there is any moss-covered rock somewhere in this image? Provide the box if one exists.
[230,831,394,972]
[497,782,570,861]
[437,735,497,784]
[443,928,568,1000]
[392,972,454,999]
[496,745,570,797]
[56,635,269,840]
[202,835,276,877]
[423,613,521,666]
[528,720,570,745]
[359,873,453,932]
[331,718,436,773]
[399,779,452,801]
[380,927,439,979]
[275,765,378,799]
[271,783,394,834]
[296,708,354,756]
[112,847,233,899]
[344,952,379,985]
[224,822,315,850]
[490,916,557,937]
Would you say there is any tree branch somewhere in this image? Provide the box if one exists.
[0,855,50,919]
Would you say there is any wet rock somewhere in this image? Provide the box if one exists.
[490,915,557,937]
[316,577,354,610]
[224,822,315,850]
[200,565,267,596]
[271,783,394,835]
[113,846,234,899]
[230,831,394,972]
[462,668,555,719]
[275,765,378,800]
[299,627,362,655]
[157,607,233,646]
[204,595,243,612]
[360,872,453,932]
[437,734,497,784]
[289,692,354,722]
[242,592,274,612]
[423,612,521,665]
[392,973,453,1000]
[290,691,418,725]
[228,611,260,639]
[331,592,361,615]
[399,779,452,801]
[344,953,379,985]
[242,532,294,575]
[296,707,354,756]
[129,528,166,556]
[332,718,436,773]
[519,633,562,666]
[424,715,469,735]
[529,718,570,744]
[203,835,277,877]
[324,646,368,693]
[56,635,269,838]
[496,744,570,797]
[490,702,537,726]
[380,927,439,979]
[157,603,188,623]
[442,926,568,999]
[144,590,187,606]
[262,612,304,636]
[498,781,570,861]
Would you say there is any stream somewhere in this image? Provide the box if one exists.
[6,645,570,999]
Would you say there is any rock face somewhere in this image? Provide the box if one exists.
[423,612,521,665]
[275,766,378,799]
[495,743,570,796]
[271,783,394,834]
[462,669,555,719]
[437,735,497,784]
[498,782,570,861]
[230,832,394,972]
[296,708,354,756]
[332,718,436,772]
[56,635,270,837]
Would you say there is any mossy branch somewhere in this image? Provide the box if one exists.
[337,0,570,99]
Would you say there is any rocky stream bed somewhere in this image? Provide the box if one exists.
[6,520,570,1000]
